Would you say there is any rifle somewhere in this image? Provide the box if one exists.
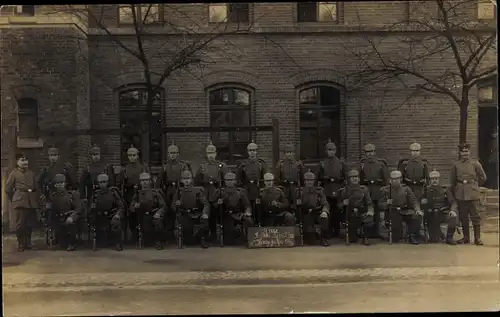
[90,190,98,251]
[296,172,304,247]
[217,164,224,248]
[345,201,350,246]
[388,183,393,245]
[422,181,429,244]
[175,181,183,249]
[43,184,55,248]
[134,185,143,250]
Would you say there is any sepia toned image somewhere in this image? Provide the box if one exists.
[1,1,499,315]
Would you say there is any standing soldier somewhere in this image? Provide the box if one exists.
[318,139,348,238]
[257,173,295,227]
[378,170,423,245]
[195,140,227,242]
[160,141,191,243]
[130,172,166,249]
[119,146,150,243]
[5,153,39,251]
[43,174,82,251]
[450,143,487,245]
[212,171,253,245]
[294,170,330,246]
[276,145,305,205]
[422,170,458,245]
[359,143,389,239]
[237,141,268,226]
[38,146,77,199]
[338,169,375,245]
[397,142,431,203]
[173,170,210,248]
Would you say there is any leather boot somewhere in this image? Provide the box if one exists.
[66,235,76,251]
[408,234,420,245]
[473,225,483,245]
[200,236,209,249]
[115,233,123,251]
[456,221,470,244]
[445,227,457,245]
[24,230,34,250]
[17,235,25,252]
[320,230,330,246]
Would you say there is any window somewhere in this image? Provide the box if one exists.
[209,87,252,163]
[477,1,496,20]
[118,4,162,24]
[478,85,494,102]
[17,98,39,139]
[209,3,249,23]
[0,5,35,16]
[119,88,164,165]
[297,2,337,22]
[299,85,341,160]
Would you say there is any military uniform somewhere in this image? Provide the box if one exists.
[276,145,305,203]
[359,143,389,238]
[89,174,125,250]
[378,171,421,244]
[258,173,295,227]
[318,139,348,237]
[211,172,253,245]
[79,145,115,202]
[5,154,39,251]
[293,171,329,246]
[37,147,77,198]
[172,170,210,248]
[423,170,458,245]
[44,174,82,251]
[398,142,430,202]
[130,173,166,249]
[450,143,487,245]
[338,170,374,245]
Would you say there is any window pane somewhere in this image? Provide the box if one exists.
[216,143,230,162]
[209,4,227,22]
[232,110,250,142]
[299,87,318,105]
[478,86,494,101]
[209,88,230,106]
[18,114,38,138]
[319,86,340,105]
[141,4,160,23]
[211,110,231,127]
[297,2,317,22]
[233,89,250,106]
[228,3,249,23]
[232,142,248,163]
[120,90,141,109]
[319,110,340,126]
[21,5,35,16]
[318,2,337,21]
[119,5,135,23]
[300,108,318,125]
[300,128,319,160]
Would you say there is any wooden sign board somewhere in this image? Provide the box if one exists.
[247,226,296,248]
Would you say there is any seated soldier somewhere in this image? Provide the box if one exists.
[257,173,295,227]
[173,170,210,249]
[212,171,253,245]
[379,170,423,245]
[421,169,458,245]
[337,169,374,245]
[89,174,125,251]
[43,173,82,251]
[130,173,166,250]
[294,170,330,246]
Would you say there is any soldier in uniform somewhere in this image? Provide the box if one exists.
[257,173,295,227]
[378,170,423,245]
[359,143,389,239]
[37,146,77,199]
[237,141,268,226]
[318,139,348,238]
[130,172,166,249]
[212,171,253,245]
[43,174,82,251]
[5,153,39,251]
[89,173,125,251]
[119,146,150,243]
[338,169,375,245]
[172,170,210,248]
[276,145,305,204]
[195,141,227,242]
[422,170,458,245]
[450,143,487,245]
[160,141,191,242]
[294,170,330,246]
[397,142,431,203]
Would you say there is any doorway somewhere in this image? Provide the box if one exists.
[478,106,498,189]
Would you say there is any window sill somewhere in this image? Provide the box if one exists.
[17,137,44,149]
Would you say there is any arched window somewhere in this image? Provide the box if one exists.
[209,86,251,163]
[299,85,341,160]
[119,87,164,165]
[17,97,39,139]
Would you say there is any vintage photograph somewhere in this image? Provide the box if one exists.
[1,1,499,315]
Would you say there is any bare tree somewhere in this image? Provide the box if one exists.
[342,0,497,144]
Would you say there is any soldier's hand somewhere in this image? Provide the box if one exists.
[296,199,302,206]
[153,213,161,219]
[320,211,328,218]
[83,198,88,204]
[65,217,74,225]
[271,200,278,207]
[112,215,120,221]
[228,210,233,214]
[379,212,385,222]
[201,213,209,220]
[366,210,375,217]
[217,198,223,205]
[133,202,140,208]
[332,192,337,197]
[45,202,52,209]
[421,198,428,205]
[91,203,96,209]
[448,210,457,218]
[415,209,424,217]
[343,199,349,206]
[245,211,252,217]
[175,200,181,206]
[387,199,393,205]
[255,198,261,205]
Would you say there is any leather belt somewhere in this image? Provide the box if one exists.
[17,188,35,192]
[458,180,472,184]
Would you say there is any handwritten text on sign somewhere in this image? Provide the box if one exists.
[247,226,296,248]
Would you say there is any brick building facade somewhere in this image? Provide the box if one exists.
[1,1,497,198]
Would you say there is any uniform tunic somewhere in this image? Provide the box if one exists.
[5,168,39,233]
[399,157,430,200]
[259,186,294,226]
[294,186,329,232]
[172,185,210,238]
[91,187,125,232]
[276,159,305,202]
[37,162,77,195]
[237,158,267,201]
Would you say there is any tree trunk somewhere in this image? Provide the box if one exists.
[459,93,469,144]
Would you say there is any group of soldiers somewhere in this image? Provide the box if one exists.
[5,138,487,252]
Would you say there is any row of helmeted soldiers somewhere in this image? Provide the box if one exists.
[5,138,487,251]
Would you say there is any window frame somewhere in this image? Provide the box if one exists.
[17,97,39,139]
[208,85,252,164]
[118,4,163,25]
[208,3,250,23]
[0,5,35,17]
[297,2,339,23]
[477,0,496,20]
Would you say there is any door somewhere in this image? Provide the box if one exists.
[478,106,498,188]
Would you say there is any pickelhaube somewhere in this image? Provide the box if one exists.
[304,169,316,180]
[127,146,139,155]
[325,139,336,150]
[168,141,179,152]
[363,143,376,152]
[409,142,421,151]
[16,152,27,160]
[48,147,59,155]
[206,140,217,153]
[429,169,440,178]
[348,169,360,177]
[181,170,193,178]
[90,145,100,155]
[139,172,150,180]
[97,174,109,182]
[283,145,294,153]
[224,172,236,180]
[390,170,402,179]
[263,172,274,181]
[458,143,470,150]
[54,173,66,183]
[247,140,258,151]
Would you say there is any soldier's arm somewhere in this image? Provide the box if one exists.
[198,188,210,216]
[318,188,330,215]
[236,163,245,186]
[275,162,282,182]
[79,170,89,199]
[185,161,193,173]
[155,190,166,217]
[336,188,345,209]
[445,187,458,212]
[364,187,374,213]
[143,163,151,174]
[260,160,269,176]
[170,191,179,211]
[298,162,305,185]
[378,188,389,210]
[71,191,82,217]
[36,168,47,193]
[209,188,221,205]
[277,189,289,209]
[475,160,487,186]
[64,163,78,190]
[449,164,457,191]
[239,189,252,214]
[423,160,430,182]
[406,187,419,211]
[341,160,349,183]
[381,161,389,185]
[112,190,125,218]
[193,165,204,186]
[5,170,16,200]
